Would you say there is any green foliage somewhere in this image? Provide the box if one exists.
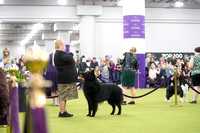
[16,72,26,83]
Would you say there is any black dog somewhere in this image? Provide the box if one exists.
[81,70,123,117]
[165,77,189,102]
[165,85,184,102]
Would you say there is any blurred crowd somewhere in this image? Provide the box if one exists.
[0,47,192,88]
[145,53,191,88]
[75,56,122,85]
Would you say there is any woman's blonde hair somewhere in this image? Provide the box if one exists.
[55,39,64,49]
[3,47,10,57]
[130,47,136,53]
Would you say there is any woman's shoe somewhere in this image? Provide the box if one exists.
[58,112,73,117]
[128,101,135,104]
[190,100,197,104]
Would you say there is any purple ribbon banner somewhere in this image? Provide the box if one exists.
[123,15,145,39]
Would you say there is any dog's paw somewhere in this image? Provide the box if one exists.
[185,99,188,102]
[165,97,167,102]
[110,113,114,115]
[167,100,171,102]
[180,98,184,102]
[87,114,91,116]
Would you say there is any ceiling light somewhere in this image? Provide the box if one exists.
[0,0,4,4]
[174,1,184,7]
[58,0,67,5]
[20,23,43,46]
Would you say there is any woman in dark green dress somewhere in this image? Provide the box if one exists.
[121,47,139,105]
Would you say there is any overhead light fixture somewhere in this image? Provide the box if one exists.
[58,0,67,5]
[20,23,43,46]
[0,0,4,4]
[174,1,184,7]
[117,0,123,6]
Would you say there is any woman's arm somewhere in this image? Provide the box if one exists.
[60,52,74,64]
[188,58,194,69]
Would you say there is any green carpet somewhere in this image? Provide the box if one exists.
[1,88,200,133]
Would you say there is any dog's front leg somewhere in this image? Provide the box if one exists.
[91,100,98,117]
[87,100,92,116]
[184,94,188,102]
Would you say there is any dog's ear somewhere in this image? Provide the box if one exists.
[91,69,95,74]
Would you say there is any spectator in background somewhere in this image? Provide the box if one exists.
[147,57,156,70]
[109,59,115,81]
[115,58,122,85]
[170,55,177,66]
[94,66,100,77]
[182,64,190,79]
[157,65,167,86]
[176,59,183,70]
[86,57,91,67]
[162,55,167,65]
[99,60,105,74]
[168,61,172,66]
[189,46,200,104]
[145,53,151,68]
[0,47,15,69]
[165,64,174,86]
[184,54,190,64]
[158,60,166,70]
[19,54,25,69]
[14,58,19,67]
[145,53,151,77]
[45,52,59,106]
[148,64,160,88]
[79,55,89,73]
[102,66,110,83]
[75,59,80,74]
[90,57,99,69]
[180,58,185,69]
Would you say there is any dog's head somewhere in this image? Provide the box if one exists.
[81,70,96,81]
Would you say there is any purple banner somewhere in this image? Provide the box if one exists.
[135,54,146,88]
[11,86,21,133]
[32,108,48,133]
[123,15,145,39]
[65,45,70,54]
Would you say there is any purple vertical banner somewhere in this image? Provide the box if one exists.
[32,108,48,133]
[123,15,145,39]
[65,45,70,54]
[135,54,146,88]
[11,86,21,133]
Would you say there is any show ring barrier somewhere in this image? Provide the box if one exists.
[170,67,182,107]
[6,67,21,133]
[47,68,200,106]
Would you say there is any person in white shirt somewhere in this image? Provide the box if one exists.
[149,63,160,88]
